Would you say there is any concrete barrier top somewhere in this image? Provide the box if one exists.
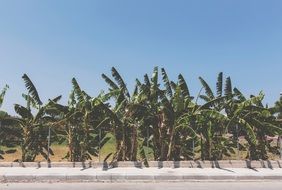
[0,160,281,169]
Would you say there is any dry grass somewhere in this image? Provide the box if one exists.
[1,136,117,162]
[1,138,281,162]
[1,144,116,162]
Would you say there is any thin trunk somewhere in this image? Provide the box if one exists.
[68,125,73,162]
[122,125,126,161]
[200,135,204,160]
[167,125,175,160]
[130,124,138,161]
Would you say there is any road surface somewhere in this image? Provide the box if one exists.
[1,182,282,190]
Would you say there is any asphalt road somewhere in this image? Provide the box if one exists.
[1,182,282,190]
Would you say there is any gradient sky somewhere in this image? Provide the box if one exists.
[0,0,282,114]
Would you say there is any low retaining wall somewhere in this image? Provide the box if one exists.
[0,160,281,169]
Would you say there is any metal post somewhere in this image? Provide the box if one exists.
[279,136,282,160]
[236,125,240,160]
[147,126,149,147]
[98,128,101,162]
[192,140,195,160]
[279,93,282,160]
[47,126,51,162]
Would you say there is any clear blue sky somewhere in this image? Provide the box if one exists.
[0,0,282,114]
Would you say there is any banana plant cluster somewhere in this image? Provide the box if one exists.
[0,85,17,159]
[0,68,282,162]
[8,75,62,161]
[101,67,282,161]
[45,78,111,162]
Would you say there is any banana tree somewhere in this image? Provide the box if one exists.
[130,67,199,161]
[272,96,282,154]
[102,67,143,161]
[0,85,18,159]
[157,68,198,160]
[273,96,282,119]
[226,91,282,160]
[198,72,233,110]
[197,73,237,160]
[0,85,8,108]
[10,74,61,161]
[50,78,110,162]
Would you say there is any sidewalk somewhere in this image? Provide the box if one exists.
[1,167,282,182]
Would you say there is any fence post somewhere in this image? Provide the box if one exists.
[280,136,282,160]
[147,126,149,147]
[47,126,51,162]
[236,125,240,160]
[192,140,195,160]
[98,128,101,162]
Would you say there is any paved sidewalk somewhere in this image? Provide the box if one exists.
[1,167,282,182]
[2,182,282,190]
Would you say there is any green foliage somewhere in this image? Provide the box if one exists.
[1,69,282,162]
[9,75,59,161]
[50,79,111,162]
[22,74,42,106]
[0,85,17,160]
[0,85,9,108]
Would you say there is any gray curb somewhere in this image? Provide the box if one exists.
[0,160,281,169]
[1,160,282,183]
